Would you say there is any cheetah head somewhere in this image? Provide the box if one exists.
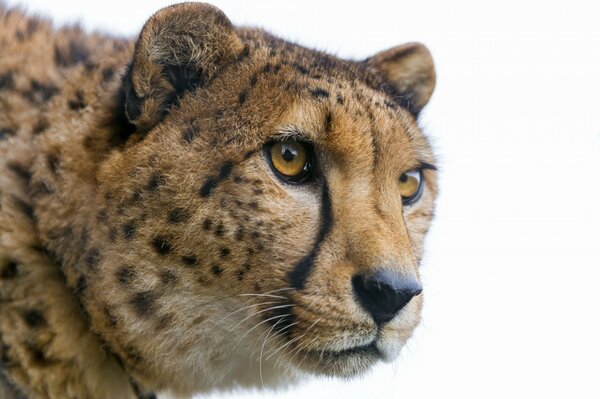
[80,2,437,394]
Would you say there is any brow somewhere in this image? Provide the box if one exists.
[419,161,438,171]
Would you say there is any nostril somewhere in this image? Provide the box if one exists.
[352,270,422,326]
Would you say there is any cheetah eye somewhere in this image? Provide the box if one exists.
[267,139,313,183]
[399,169,424,205]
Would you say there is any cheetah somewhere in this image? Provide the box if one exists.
[0,2,438,398]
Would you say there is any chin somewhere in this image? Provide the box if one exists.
[291,343,382,377]
[282,318,419,378]
[278,327,414,378]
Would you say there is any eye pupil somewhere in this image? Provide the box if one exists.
[399,174,408,183]
[282,146,296,162]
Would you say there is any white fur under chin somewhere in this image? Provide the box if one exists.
[158,351,303,399]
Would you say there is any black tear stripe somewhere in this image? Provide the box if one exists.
[288,181,333,290]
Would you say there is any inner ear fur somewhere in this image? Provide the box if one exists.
[123,2,244,131]
[365,42,436,117]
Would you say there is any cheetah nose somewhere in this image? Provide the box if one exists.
[352,270,422,326]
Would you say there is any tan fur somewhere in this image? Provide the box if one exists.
[0,3,437,398]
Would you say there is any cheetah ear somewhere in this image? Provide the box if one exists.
[365,42,436,116]
[123,3,244,132]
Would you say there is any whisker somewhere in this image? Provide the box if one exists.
[230,304,293,331]
[233,313,292,352]
[238,293,289,300]
[265,331,306,361]
[262,320,301,360]
[214,300,283,326]
[259,317,282,388]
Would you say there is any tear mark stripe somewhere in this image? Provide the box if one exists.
[288,181,333,290]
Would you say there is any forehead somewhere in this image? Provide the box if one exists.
[173,38,433,169]
[277,86,434,173]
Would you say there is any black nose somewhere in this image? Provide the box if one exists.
[352,270,422,325]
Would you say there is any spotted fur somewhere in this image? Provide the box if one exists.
[0,2,437,398]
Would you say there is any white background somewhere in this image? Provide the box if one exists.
[6,1,600,398]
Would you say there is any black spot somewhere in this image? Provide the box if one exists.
[124,345,144,363]
[262,63,272,74]
[311,88,329,98]
[104,305,118,327]
[151,236,172,255]
[68,90,86,110]
[109,227,118,242]
[235,226,245,241]
[84,61,98,72]
[289,181,333,289]
[85,248,101,270]
[130,190,142,203]
[147,173,165,191]
[159,270,177,285]
[0,342,11,366]
[122,221,136,239]
[238,91,247,105]
[215,223,225,237]
[248,201,259,210]
[181,255,197,266]
[26,342,53,366]
[0,261,18,279]
[199,161,234,197]
[12,196,34,221]
[182,125,200,144]
[101,67,115,82]
[293,63,308,75]
[336,95,344,105]
[7,162,31,182]
[168,208,188,224]
[97,209,108,223]
[23,309,46,328]
[237,45,250,61]
[202,218,213,231]
[0,71,15,90]
[47,153,60,174]
[55,39,90,67]
[211,265,223,277]
[0,127,16,140]
[117,266,134,285]
[32,180,54,195]
[218,161,234,178]
[23,80,59,104]
[250,74,258,87]
[131,291,158,317]
[220,247,230,258]
[75,275,87,294]
[235,269,245,280]
[324,111,333,133]
[384,99,399,111]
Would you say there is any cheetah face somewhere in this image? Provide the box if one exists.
[91,3,437,390]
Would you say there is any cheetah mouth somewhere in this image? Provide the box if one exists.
[290,341,383,377]
[313,341,381,359]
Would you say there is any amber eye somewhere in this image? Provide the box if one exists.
[399,170,424,205]
[268,139,313,183]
